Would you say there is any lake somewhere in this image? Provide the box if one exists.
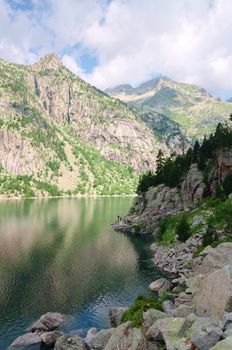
[0,197,166,349]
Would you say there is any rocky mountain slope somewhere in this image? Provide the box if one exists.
[106,77,231,140]
[0,54,168,197]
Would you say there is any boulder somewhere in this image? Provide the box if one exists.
[31,312,65,332]
[172,305,194,318]
[192,243,232,275]
[146,317,188,350]
[189,265,232,320]
[149,278,172,293]
[10,332,42,347]
[109,307,128,327]
[185,317,222,350]
[104,321,148,350]
[209,335,232,349]
[162,300,175,314]
[54,335,85,350]
[87,328,115,349]
[84,328,97,348]
[143,309,167,329]
[41,331,63,346]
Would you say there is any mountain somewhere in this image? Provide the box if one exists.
[0,54,168,197]
[106,76,231,140]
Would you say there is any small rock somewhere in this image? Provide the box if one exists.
[84,328,97,348]
[149,278,172,293]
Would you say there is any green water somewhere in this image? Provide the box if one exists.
[0,197,166,349]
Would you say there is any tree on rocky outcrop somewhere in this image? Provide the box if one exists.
[176,215,191,242]
[156,149,165,175]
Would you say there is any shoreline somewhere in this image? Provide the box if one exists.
[0,193,136,201]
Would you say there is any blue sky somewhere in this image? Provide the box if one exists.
[1,0,232,98]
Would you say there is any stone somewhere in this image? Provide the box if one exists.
[189,265,232,320]
[146,317,188,350]
[149,278,172,293]
[191,215,205,228]
[41,331,63,346]
[192,243,232,275]
[143,309,167,329]
[174,292,192,307]
[109,307,128,327]
[88,328,115,349]
[31,312,65,332]
[162,300,175,314]
[209,335,232,349]
[54,335,85,350]
[104,321,148,350]
[172,305,194,318]
[11,332,42,347]
[84,327,97,348]
[185,317,222,350]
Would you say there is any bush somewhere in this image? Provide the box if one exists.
[121,295,162,327]
[175,215,191,242]
[202,223,218,247]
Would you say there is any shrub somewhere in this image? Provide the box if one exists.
[202,223,218,247]
[121,295,162,327]
[176,215,191,242]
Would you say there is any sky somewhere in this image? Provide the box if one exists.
[1,0,232,98]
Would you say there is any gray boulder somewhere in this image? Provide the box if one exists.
[143,309,167,329]
[149,278,172,293]
[41,331,63,346]
[104,321,148,350]
[109,307,128,327]
[146,317,188,349]
[87,328,115,349]
[162,300,175,314]
[10,332,42,347]
[31,312,65,332]
[185,317,222,350]
[54,335,85,350]
[209,335,232,349]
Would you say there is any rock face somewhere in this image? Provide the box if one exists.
[0,54,169,197]
[114,148,232,235]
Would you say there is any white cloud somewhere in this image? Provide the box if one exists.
[0,0,232,97]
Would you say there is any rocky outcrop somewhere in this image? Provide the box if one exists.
[114,148,232,235]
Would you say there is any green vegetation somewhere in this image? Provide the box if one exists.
[121,295,162,327]
[137,121,232,194]
[175,215,191,242]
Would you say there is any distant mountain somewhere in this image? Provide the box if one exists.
[0,54,168,197]
[106,77,231,140]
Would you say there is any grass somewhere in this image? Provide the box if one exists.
[121,295,162,328]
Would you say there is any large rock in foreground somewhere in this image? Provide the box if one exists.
[104,321,148,350]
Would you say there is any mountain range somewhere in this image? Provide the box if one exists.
[106,76,231,140]
[0,54,231,197]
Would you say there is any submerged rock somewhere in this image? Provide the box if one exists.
[10,332,42,347]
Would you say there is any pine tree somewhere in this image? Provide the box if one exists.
[176,215,191,242]
[156,149,165,175]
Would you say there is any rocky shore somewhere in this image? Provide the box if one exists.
[10,241,232,350]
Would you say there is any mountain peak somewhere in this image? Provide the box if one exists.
[32,53,62,70]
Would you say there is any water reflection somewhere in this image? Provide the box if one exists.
[0,197,165,349]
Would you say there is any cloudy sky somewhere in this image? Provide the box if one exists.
[1,0,232,98]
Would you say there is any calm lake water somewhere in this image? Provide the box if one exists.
[0,197,166,349]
